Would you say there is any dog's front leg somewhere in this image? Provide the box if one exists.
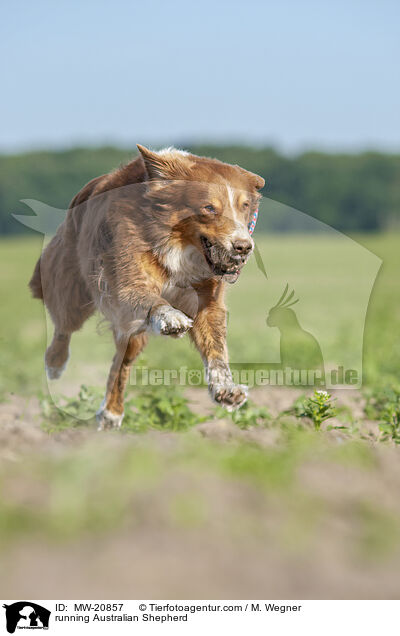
[116,291,193,339]
[148,303,193,338]
[110,250,193,339]
[189,298,248,411]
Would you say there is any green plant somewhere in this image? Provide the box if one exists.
[40,384,205,433]
[122,385,205,433]
[364,386,400,444]
[292,390,337,430]
[40,384,103,432]
[215,400,270,430]
[364,385,400,418]
[378,399,400,444]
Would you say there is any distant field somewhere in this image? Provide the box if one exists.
[0,233,398,396]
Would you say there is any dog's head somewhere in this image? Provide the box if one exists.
[138,145,264,283]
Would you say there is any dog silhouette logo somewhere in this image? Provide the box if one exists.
[2,602,51,633]
[267,284,325,380]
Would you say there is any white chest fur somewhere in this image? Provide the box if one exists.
[160,244,210,287]
[159,244,211,318]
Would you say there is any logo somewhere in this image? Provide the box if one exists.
[2,603,51,633]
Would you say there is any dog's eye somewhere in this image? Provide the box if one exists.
[242,201,250,209]
[204,205,216,214]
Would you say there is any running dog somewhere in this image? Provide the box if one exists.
[29,145,264,428]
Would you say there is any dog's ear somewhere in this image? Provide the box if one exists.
[244,170,265,191]
[251,173,265,190]
[234,165,265,191]
[137,145,192,180]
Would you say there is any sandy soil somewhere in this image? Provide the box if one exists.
[1,387,399,600]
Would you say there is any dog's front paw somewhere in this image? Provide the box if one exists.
[210,383,248,411]
[150,305,193,337]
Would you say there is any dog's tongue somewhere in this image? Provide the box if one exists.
[223,270,241,284]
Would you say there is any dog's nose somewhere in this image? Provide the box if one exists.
[232,238,252,256]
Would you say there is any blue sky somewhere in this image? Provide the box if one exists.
[1,0,399,153]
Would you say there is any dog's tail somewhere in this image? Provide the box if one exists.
[29,257,43,300]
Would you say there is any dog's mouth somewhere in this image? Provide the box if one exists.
[200,236,243,284]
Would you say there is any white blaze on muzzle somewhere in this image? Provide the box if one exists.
[232,223,255,250]
[224,184,257,251]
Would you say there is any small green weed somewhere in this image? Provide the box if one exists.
[122,385,205,432]
[40,385,205,433]
[365,386,400,444]
[379,403,400,444]
[40,384,103,432]
[291,390,337,430]
[364,385,400,418]
[215,400,270,429]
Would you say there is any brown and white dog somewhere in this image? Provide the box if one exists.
[29,146,264,428]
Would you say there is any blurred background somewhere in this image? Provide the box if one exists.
[1,0,400,234]
[1,0,400,600]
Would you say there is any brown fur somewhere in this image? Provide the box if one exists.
[29,145,264,427]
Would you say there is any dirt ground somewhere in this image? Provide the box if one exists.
[1,387,400,600]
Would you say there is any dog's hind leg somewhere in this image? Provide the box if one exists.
[44,291,95,380]
[96,332,148,430]
[36,236,96,380]
[45,331,71,380]
[44,292,95,380]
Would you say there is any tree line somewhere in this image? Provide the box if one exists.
[0,144,399,235]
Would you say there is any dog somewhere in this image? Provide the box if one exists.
[29,145,264,428]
